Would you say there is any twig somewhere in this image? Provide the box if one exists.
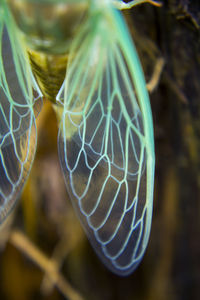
[9,230,84,300]
[147,57,165,93]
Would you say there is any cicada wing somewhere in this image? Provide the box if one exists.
[0,8,42,223]
[58,8,155,276]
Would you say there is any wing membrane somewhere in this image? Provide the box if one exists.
[58,7,154,275]
[0,5,42,222]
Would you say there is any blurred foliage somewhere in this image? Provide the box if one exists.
[0,1,200,300]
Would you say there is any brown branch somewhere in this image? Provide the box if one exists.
[9,230,84,300]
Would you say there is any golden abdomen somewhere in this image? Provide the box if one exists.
[28,49,68,103]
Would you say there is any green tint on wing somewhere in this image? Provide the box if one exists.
[58,6,155,276]
[0,4,42,223]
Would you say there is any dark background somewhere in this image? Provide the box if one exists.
[0,1,200,299]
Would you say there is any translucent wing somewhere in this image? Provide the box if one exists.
[57,6,155,275]
[0,5,42,222]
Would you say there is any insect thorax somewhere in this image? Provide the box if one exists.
[7,0,89,103]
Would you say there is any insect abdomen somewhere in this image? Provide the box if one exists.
[28,50,68,103]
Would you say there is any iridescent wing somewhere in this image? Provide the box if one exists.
[0,5,42,223]
[57,6,155,275]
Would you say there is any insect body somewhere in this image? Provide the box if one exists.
[0,0,156,276]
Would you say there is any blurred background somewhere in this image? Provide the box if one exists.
[0,1,200,299]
